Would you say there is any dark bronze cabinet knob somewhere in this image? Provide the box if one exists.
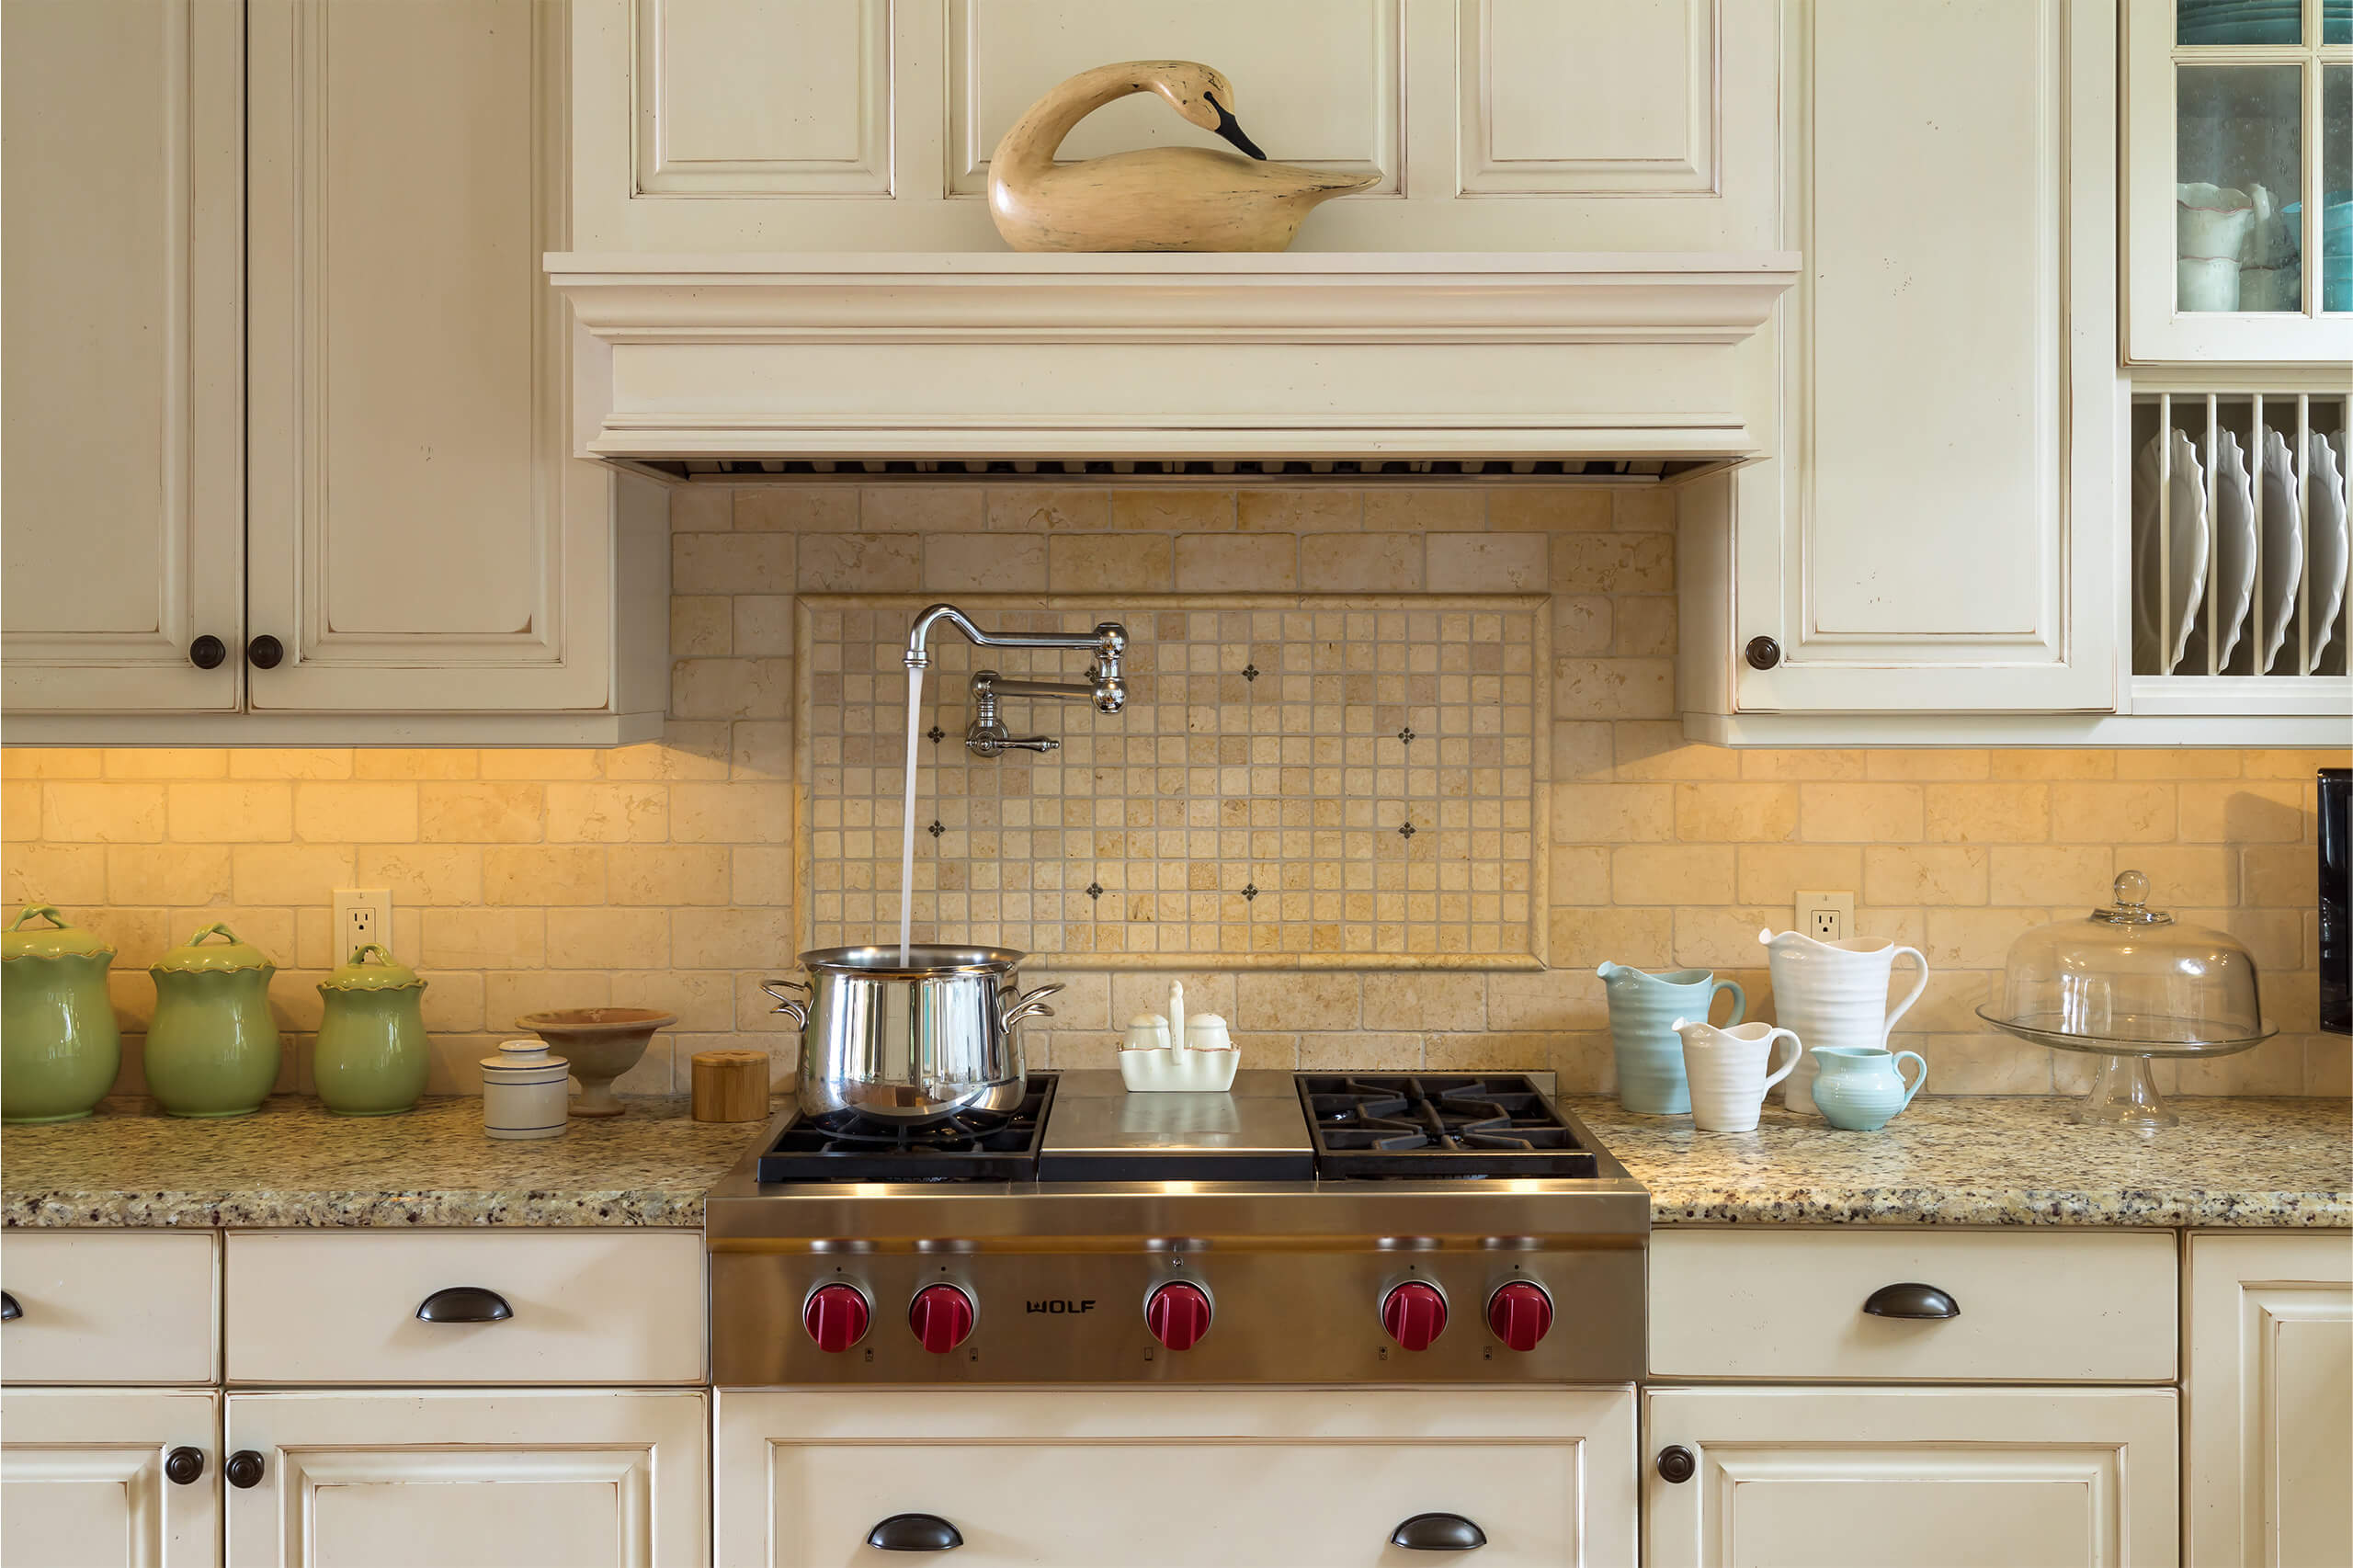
[1745,635,1781,670]
[246,635,284,670]
[224,1449,265,1489]
[165,1447,205,1485]
[1657,1445,1697,1483]
[188,635,227,669]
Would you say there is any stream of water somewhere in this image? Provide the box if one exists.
[896,664,925,964]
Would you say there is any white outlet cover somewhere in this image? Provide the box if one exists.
[333,888,392,954]
[1793,890,1855,943]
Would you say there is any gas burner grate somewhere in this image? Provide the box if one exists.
[756,1075,1055,1183]
[1297,1074,1599,1178]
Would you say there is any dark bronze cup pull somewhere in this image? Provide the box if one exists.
[1656,1445,1697,1483]
[1390,1513,1487,1551]
[415,1286,514,1324]
[1862,1282,1961,1320]
[165,1447,205,1485]
[1,1290,18,1322]
[867,1514,963,1551]
[224,1450,265,1489]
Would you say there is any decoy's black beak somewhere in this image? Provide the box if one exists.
[1203,92,1267,161]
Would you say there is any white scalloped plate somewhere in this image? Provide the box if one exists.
[2303,430,2347,674]
[2132,428,2209,674]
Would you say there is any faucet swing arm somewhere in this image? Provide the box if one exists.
[902,602,1129,758]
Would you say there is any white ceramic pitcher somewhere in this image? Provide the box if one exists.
[1670,1017,1802,1133]
[1760,927,1929,1113]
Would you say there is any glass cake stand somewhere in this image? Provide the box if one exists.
[1973,1008,2273,1130]
[1977,871,2274,1132]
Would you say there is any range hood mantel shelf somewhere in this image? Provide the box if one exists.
[547,251,1797,464]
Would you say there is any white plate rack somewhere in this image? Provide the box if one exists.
[2129,391,2350,687]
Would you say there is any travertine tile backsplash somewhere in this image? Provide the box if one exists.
[802,596,1544,964]
[1,482,2341,1099]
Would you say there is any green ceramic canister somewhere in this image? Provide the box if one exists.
[2,905,122,1122]
[145,924,281,1118]
[314,943,430,1116]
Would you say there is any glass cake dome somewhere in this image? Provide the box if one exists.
[1977,870,2274,1129]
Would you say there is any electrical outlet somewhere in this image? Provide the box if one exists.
[1793,891,1855,943]
[333,888,391,955]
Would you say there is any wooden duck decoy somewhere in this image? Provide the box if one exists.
[988,60,1375,253]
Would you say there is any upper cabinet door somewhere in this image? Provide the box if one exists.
[0,0,243,714]
[2124,0,2353,364]
[244,0,615,715]
[569,0,1784,253]
[1722,0,2119,714]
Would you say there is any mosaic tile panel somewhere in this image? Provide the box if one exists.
[798,596,1550,968]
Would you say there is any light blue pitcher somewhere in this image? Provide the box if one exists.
[1809,1046,1927,1131]
[1597,963,1745,1115]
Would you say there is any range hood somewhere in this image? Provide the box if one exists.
[547,252,1797,468]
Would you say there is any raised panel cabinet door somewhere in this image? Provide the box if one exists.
[222,1390,708,1568]
[718,1386,1638,1567]
[244,0,615,715]
[0,0,243,714]
[1731,0,2120,713]
[2186,1233,2353,1568]
[1,1388,222,1568]
[567,0,1783,253]
[1643,1387,2179,1568]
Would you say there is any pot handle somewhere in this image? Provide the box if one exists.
[187,922,245,946]
[762,979,811,1029]
[1000,982,1064,1029]
[10,905,65,930]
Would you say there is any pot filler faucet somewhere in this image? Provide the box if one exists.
[904,602,1128,758]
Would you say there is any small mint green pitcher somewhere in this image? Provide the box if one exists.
[1597,962,1745,1115]
[2,906,121,1122]
[145,924,280,1118]
[1809,1046,1927,1131]
[314,944,430,1117]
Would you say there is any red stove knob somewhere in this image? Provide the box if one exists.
[1145,1281,1212,1351]
[1486,1281,1553,1352]
[910,1284,976,1354]
[803,1283,870,1353]
[1381,1281,1449,1351]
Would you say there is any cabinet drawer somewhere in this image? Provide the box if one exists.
[223,1231,703,1384]
[1650,1230,2177,1382]
[1,1232,219,1384]
[720,1388,1637,1568]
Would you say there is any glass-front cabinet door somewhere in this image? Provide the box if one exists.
[2127,0,2353,361]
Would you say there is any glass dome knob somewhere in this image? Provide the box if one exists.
[2094,869,2170,926]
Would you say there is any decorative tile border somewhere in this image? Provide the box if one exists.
[796,595,1550,970]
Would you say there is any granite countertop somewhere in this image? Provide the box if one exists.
[6,1090,2344,1231]
[1568,1094,2351,1229]
[1,1096,767,1229]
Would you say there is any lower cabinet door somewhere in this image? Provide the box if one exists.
[2186,1233,2353,1568]
[1643,1387,2177,1568]
[223,1389,706,1568]
[717,1387,1636,1567]
[1,1387,222,1568]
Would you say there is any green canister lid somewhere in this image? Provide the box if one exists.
[318,942,426,993]
[3,905,115,962]
[150,923,277,975]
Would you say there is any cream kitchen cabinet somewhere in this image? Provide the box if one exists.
[1682,0,2125,739]
[0,0,244,718]
[1643,1386,2181,1568]
[2,0,667,745]
[1,1388,223,1568]
[2185,1232,2353,1568]
[716,1386,1638,1567]
[571,0,1783,256]
[223,1390,708,1568]
[2121,0,2353,366]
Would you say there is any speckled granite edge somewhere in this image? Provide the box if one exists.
[1,1094,765,1229]
[1571,1093,2351,1229]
